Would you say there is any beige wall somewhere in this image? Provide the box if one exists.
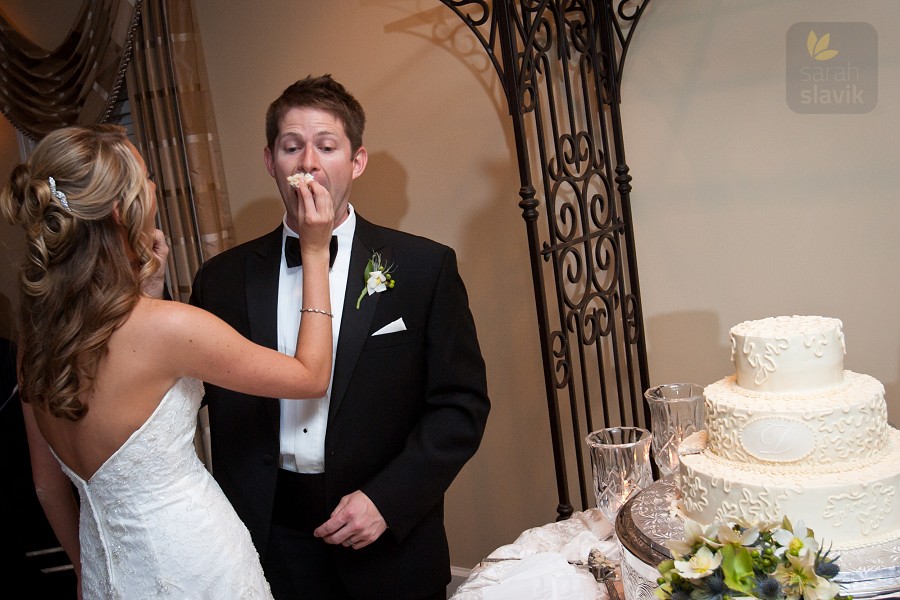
[624,1,899,421]
[2,0,898,572]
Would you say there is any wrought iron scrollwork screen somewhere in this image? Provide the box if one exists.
[440,0,652,520]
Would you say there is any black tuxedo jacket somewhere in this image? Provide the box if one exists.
[189,214,490,597]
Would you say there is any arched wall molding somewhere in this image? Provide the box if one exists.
[439,0,652,521]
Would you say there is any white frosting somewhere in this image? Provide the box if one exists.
[730,316,845,392]
[703,371,887,467]
[676,315,900,550]
[678,429,900,549]
[677,430,708,456]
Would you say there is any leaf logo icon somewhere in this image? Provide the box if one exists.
[807,31,839,61]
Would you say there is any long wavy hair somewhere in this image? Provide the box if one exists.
[0,125,159,420]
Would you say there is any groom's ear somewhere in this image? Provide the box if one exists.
[264,145,276,178]
[351,146,368,180]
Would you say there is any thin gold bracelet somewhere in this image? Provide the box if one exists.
[300,308,334,318]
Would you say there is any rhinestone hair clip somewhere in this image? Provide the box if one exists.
[48,176,70,211]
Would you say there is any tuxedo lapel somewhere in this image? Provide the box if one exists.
[245,227,282,434]
[329,217,386,421]
[245,227,281,349]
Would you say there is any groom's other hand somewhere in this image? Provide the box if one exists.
[313,490,387,550]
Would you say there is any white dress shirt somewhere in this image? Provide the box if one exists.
[277,206,356,473]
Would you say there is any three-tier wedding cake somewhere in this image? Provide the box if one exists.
[677,315,900,549]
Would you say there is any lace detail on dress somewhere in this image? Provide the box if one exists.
[56,377,273,599]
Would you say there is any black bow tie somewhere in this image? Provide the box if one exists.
[285,235,338,269]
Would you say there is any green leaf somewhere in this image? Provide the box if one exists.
[782,515,793,532]
[720,544,755,593]
[356,259,376,309]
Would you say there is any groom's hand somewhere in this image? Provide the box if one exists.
[313,490,387,550]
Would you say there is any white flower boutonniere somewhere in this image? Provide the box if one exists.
[356,251,395,309]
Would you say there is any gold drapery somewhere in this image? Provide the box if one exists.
[0,0,234,301]
[127,0,234,301]
[0,0,141,140]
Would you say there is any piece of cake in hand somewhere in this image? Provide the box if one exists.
[287,172,315,188]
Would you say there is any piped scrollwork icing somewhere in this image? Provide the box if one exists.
[714,484,802,525]
[823,482,895,536]
[703,372,887,469]
[743,337,789,386]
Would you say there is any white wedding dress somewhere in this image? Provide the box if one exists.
[54,377,273,599]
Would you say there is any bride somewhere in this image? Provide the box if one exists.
[1,124,335,599]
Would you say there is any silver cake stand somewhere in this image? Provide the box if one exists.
[615,477,900,600]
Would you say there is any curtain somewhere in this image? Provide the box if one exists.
[127,0,234,302]
[0,0,141,140]
[1,0,234,302]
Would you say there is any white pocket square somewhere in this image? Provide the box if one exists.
[372,318,406,336]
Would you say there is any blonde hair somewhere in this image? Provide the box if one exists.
[0,125,159,420]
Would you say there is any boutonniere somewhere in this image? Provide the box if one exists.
[356,251,395,309]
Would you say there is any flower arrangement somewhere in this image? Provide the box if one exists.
[356,251,395,309]
[655,516,848,600]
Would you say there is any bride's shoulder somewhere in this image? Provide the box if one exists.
[129,297,213,340]
[125,298,226,373]
[132,297,234,346]
[136,296,207,322]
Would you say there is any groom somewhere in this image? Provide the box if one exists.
[190,75,490,600]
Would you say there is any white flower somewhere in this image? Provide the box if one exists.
[806,576,842,600]
[673,546,722,579]
[772,521,819,558]
[366,270,388,295]
[656,516,842,600]
[666,517,711,557]
[355,251,395,309]
[775,552,821,599]
[716,522,759,547]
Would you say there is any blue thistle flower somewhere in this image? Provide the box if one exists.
[692,572,726,600]
[816,559,840,579]
[670,588,692,600]
[754,576,783,600]
[815,545,841,579]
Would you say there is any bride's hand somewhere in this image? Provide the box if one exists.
[142,228,169,299]
[295,179,335,263]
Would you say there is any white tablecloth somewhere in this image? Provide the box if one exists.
[450,509,622,600]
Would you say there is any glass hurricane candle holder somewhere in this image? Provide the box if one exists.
[585,426,653,523]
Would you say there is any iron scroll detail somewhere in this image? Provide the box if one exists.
[439,0,652,521]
